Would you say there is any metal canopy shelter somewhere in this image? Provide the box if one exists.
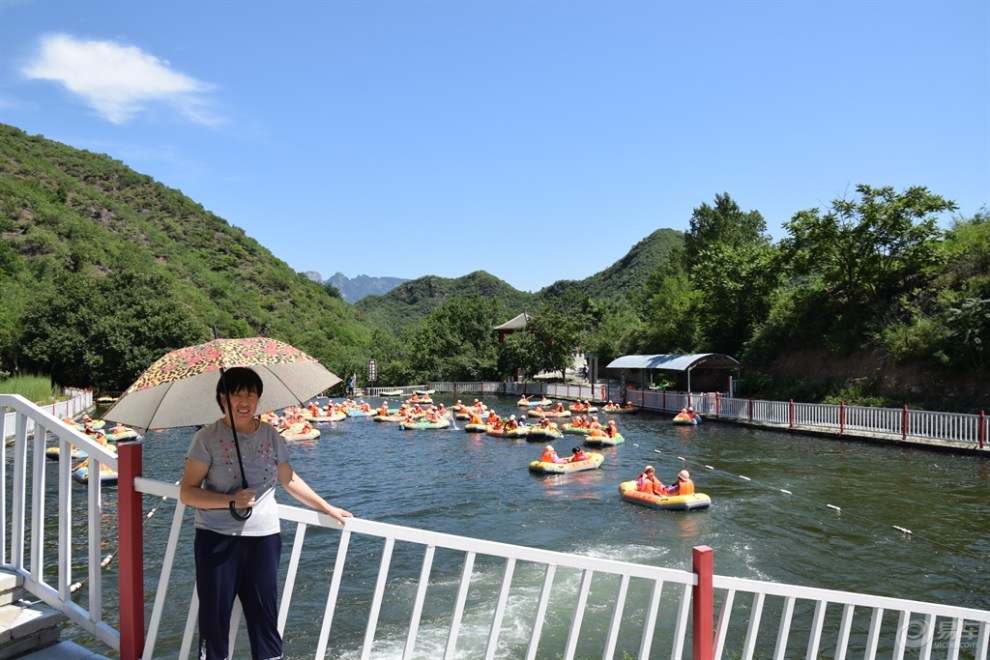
[605,353,741,393]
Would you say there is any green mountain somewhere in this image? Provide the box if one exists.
[537,228,684,299]
[355,271,537,334]
[0,122,686,392]
[0,123,375,391]
[356,230,684,332]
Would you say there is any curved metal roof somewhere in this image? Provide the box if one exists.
[605,353,740,371]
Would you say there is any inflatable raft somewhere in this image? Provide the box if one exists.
[504,426,529,439]
[529,451,604,474]
[618,481,711,511]
[281,427,320,442]
[465,422,488,433]
[584,432,624,447]
[72,458,118,486]
[561,423,590,435]
[105,426,141,442]
[526,427,563,441]
[46,445,87,461]
[373,413,406,422]
[672,413,701,425]
[400,418,451,430]
[303,411,347,423]
[601,405,637,414]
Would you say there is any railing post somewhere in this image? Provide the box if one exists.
[117,441,145,660]
[981,410,986,450]
[789,399,794,428]
[692,545,714,660]
[903,404,909,440]
[840,401,845,435]
[748,397,752,423]
[715,394,719,419]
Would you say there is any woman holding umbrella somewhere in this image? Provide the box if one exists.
[180,366,352,660]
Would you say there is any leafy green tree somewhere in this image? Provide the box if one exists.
[781,185,954,307]
[627,249,700,353]
[407,297,503,381]
[684,194,776,355]
[776,185,956,353]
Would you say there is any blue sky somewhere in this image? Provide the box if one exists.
[1,1,987,293]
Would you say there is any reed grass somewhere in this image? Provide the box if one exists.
[0,374,60,404]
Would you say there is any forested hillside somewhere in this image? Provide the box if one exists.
[355,271,537,333]
[2,124,987,411]
[0,124,375,391]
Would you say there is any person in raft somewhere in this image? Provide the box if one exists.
[540,444,565,464]
[569,446,590,463]
[636,465,666,496]
[180,367,352,660]
[665,469,695,496]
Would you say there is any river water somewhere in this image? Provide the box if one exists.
[82,395,988,657]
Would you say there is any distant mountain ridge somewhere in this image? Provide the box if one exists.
[324,272,408,303]
[353,230,685,333]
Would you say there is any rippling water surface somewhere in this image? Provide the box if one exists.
[88,395,990,656]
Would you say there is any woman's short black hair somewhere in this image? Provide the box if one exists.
[215,367,264,409]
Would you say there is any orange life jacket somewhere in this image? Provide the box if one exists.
[638,474,664,496]
[674,479,695,495]
[540,449,557,463]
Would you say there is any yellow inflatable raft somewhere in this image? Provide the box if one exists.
[529,452,604,474]
[617,481,711,511]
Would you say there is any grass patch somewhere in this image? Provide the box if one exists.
[0,374,60,405]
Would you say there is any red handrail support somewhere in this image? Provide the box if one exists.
[117,441,145,660]
[840,401,845,435]
[903,404,909,440]
[981,410,986,450]
[692,545,714,660]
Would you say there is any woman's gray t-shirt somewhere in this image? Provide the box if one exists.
[186,419,289,536]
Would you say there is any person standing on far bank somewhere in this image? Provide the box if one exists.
[180,367,352,660]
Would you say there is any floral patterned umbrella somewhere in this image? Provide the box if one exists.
[104,336,341,429]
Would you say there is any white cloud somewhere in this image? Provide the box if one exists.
[22,33,223,126]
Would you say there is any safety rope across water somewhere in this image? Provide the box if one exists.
[650,448,983,561]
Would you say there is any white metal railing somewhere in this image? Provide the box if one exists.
[0,393,121,651]
[135,475,703,659]
[3,394,989,660]
[601,387,988,450]
[128,469,990,660]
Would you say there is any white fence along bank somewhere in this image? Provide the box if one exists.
[397,382,987,452]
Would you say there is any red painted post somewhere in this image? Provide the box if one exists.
[600,385,605,402]
[715,394,720,419]
[117,441,145,660]
[748,397,752,423]
[789,399,794,428]
[840,401,845,435]
[692,545,714,660]
[902,404,908,440]
[662,389,666,411]
[980,410,985,449]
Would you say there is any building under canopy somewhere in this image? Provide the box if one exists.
[605,353,741,394]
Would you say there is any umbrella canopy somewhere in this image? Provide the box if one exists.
[105,337,341,429]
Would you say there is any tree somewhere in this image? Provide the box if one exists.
[684,194,776,355]
[628,251,700,354]
[780,185,954,307]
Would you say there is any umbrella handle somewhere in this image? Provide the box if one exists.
[230,502,252,521]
